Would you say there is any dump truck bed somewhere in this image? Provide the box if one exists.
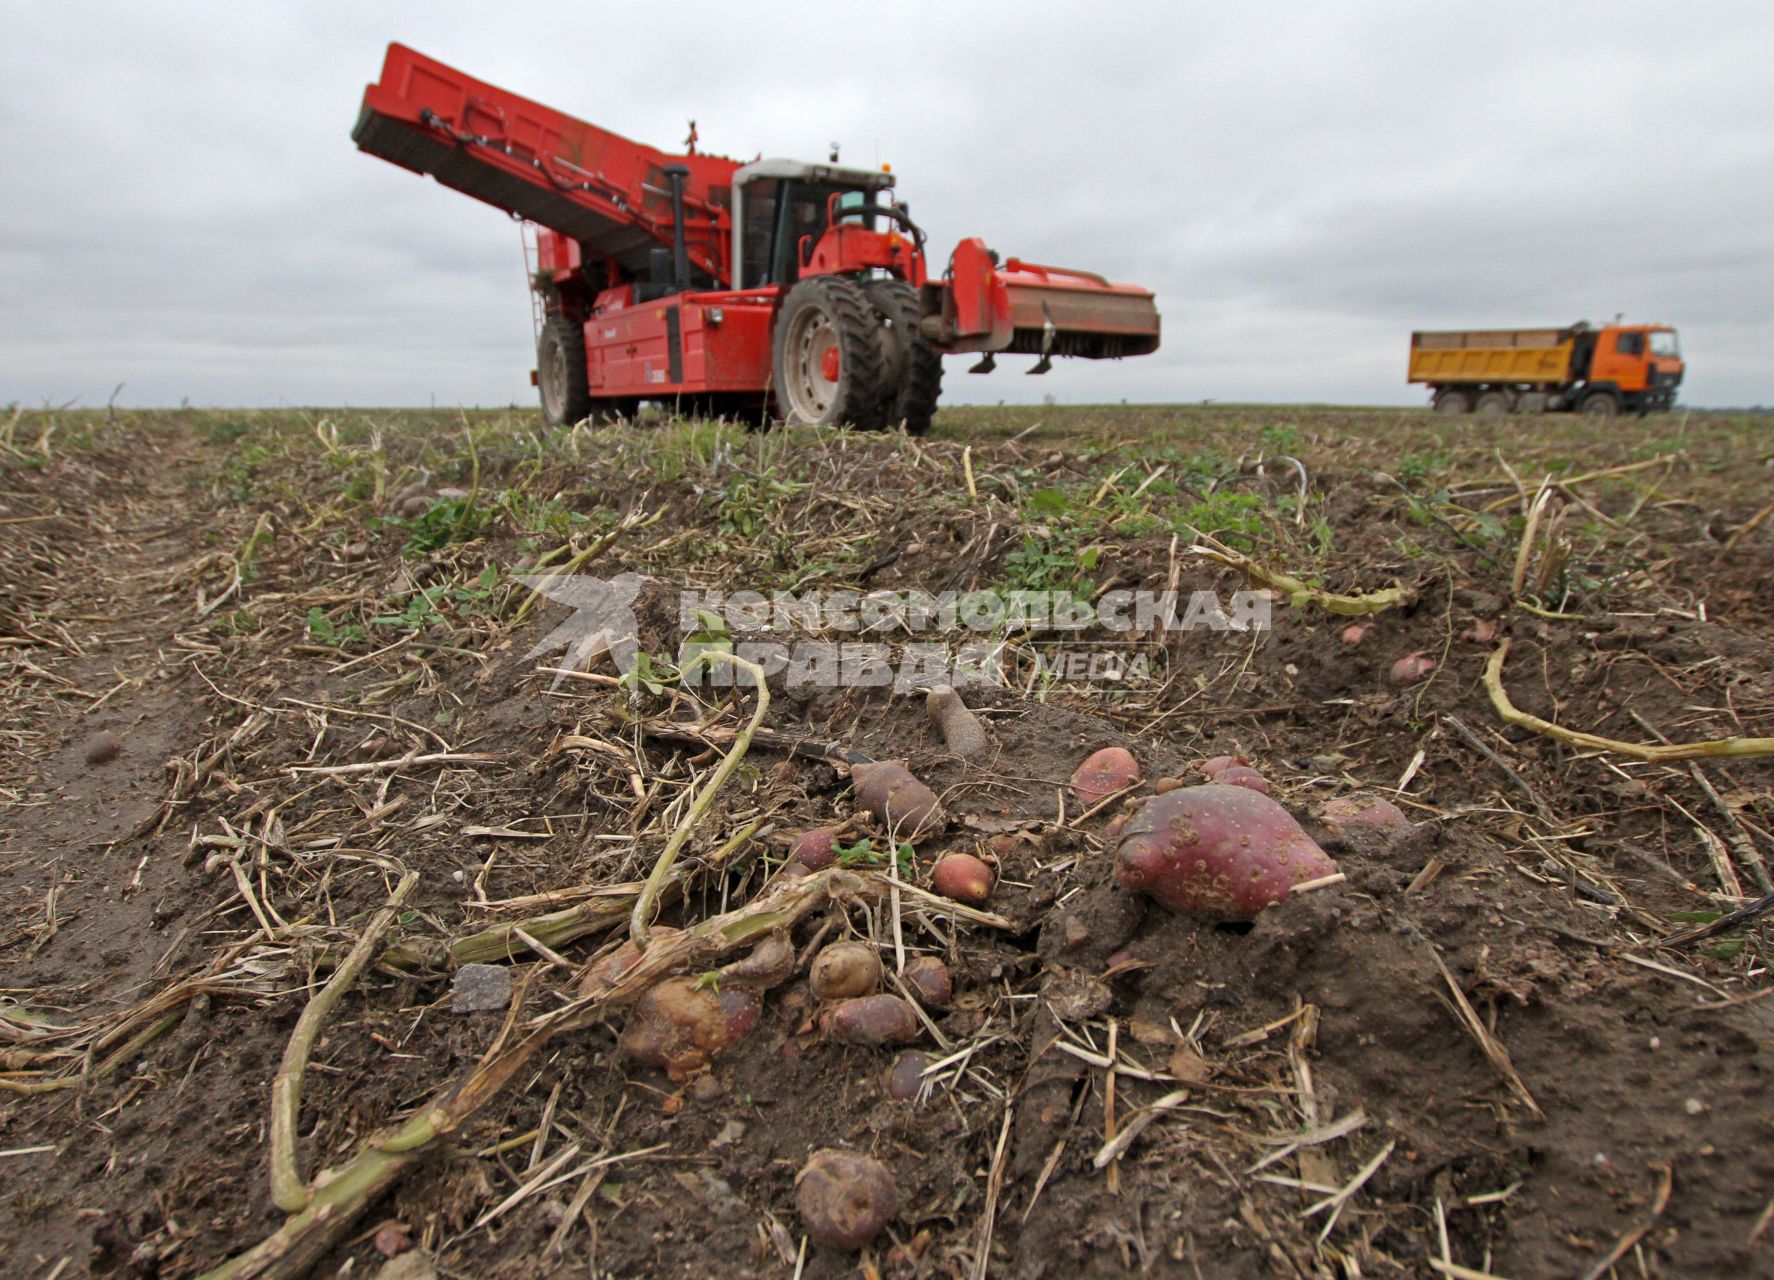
[1408,327,1576,386]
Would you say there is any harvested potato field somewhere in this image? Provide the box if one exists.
[2,403,1772,1280]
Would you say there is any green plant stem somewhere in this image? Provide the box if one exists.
[269,871,417,1212]
[631,652,769,948]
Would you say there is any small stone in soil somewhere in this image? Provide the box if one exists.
[451,963,512,1013]
[84,730,122,765]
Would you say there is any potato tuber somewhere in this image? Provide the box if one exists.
[789,827,841,870]
[885,1050,938,1101]
[1115,784,1338,919]
[1319,793,1412,838]
[1070,746,1141,805]
[618,976,761,1080]
[926,684,988,758]
[1214,764,1271,795]
[795,1149,898,1250]
[901,955,953,1007]
[1198,754,1249,779]
[1390,652,1436,685]
[810,940,882,1001]
[822,993,921,1046]
[851,761,946,843]
[931,852,994,904]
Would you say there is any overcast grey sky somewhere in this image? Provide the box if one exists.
[3,2,1770,409]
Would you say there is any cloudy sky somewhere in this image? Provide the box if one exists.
[4,2,1770,410]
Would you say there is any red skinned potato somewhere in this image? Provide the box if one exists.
[810,940,882,1001]
[1319,794,1412,837]
[1390,652,1436,685]
[1198,754,1249,780]
[823,993,921,1046]
[1214,765,1271,796]
[1115,784,1339,920]
[618,976,761,1081]
[1071,746,1140,805]
[582,926,683,995]
[796,1149,898,1250]
[885,1050,938,1101]
[852,761,945,842]
[931,853,994,904]
[1341,622,1371,647]
[901,955,952,1007]
[789,827,841,870]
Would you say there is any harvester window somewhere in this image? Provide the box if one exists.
[1650,331,1680,357]
[1615,332,1645,356]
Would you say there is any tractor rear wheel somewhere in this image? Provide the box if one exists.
[863,280,943,435]
[1578,390,1619,417]
[773,277,887,428]
[1433,388,1473,414]
[538,317,592,427]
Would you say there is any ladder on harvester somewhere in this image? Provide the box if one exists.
[518,219,543,348]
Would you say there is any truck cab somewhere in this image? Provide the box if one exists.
[1587,325,1683,413]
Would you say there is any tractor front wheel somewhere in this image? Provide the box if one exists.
[864,279,943,435]
[773,277,887,428]
[538,317,592,427]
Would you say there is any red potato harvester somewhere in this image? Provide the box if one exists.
[353,44,1160,430]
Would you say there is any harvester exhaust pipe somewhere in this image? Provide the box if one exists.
[662,163,691,292]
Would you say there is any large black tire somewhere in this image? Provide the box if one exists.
[1578,390,1619,418]
[537,317,592,427]
[772,277,888,428]
[863,279,943,435]
[1433,388,1473,414]
[1475,390,1512,417]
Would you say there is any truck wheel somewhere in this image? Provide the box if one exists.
[538,317,592,427]
[1433,389,1473,414]
[773,277,888,428]
[1475,390,1512,417]
[863,280,943,435]
[1578,391,1619,418]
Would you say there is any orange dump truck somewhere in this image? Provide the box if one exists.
[1409,322,1682,416]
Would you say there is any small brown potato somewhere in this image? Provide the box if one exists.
[1460,618,1498,644]
[618,976,761,1081]
[885,1050,938,1101]
[931,853,994,904]
[397,493,433,519]
[901,955,952,1007]
[1390,652,1436,685]
[775,860,813,882]
[795,1149,898,1250]
[719,931,797,989]
[823,993,921,1046]
[1115,784,1339,920]
[1214,764,1271,795]
[1101,810,1130,842]
[810,940,882,1001]
[789,827,840,870]
[926,684,988,758]
[1340,622,1371,646]
[1153,776,1184,794]
[852,761,945,843]
[82,730,121,766]
[1070,746,1140,805]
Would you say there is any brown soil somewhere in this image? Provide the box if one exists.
[2,405,1771,1280]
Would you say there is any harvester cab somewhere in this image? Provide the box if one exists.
[352,43,1159,430]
